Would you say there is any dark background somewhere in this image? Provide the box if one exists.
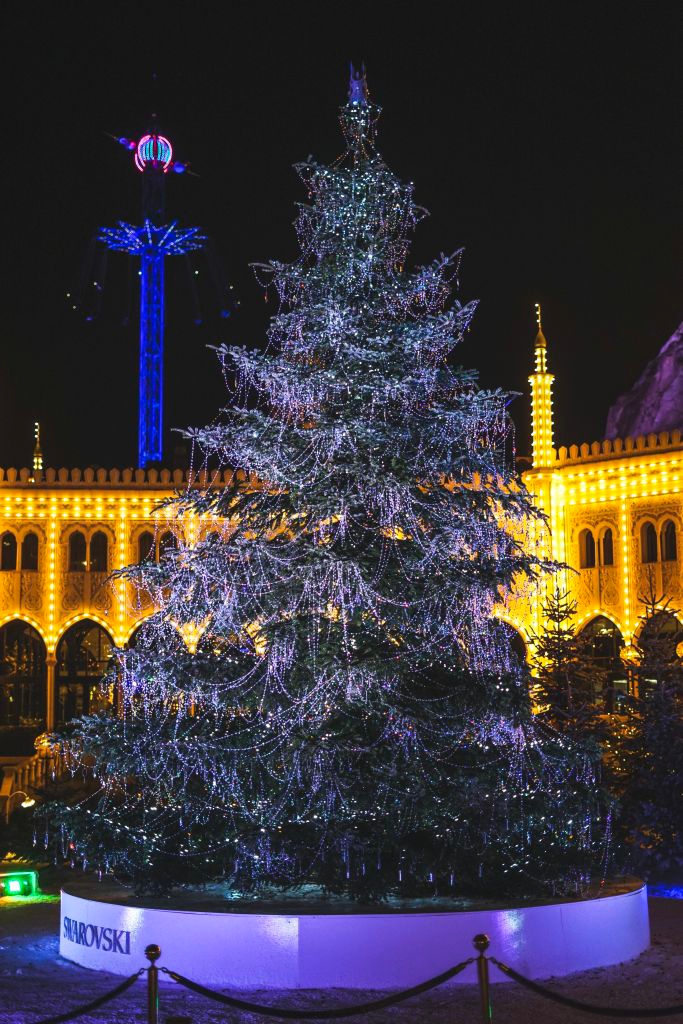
[2,2,681,468]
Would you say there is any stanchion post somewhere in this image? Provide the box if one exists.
[473,933,492,1023]
[145,943,161,1024]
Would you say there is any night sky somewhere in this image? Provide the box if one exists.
[3,4,681,469]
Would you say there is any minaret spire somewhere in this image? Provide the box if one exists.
[534,302,548,371]
[529,303,555,467]
[32,421,43,481]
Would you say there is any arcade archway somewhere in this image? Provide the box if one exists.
[492,619,528,670]
[0,620,46,730]
[635,612,683,696]
[637,610,683,658]
[55,620,114,726]
[578,615,627,709]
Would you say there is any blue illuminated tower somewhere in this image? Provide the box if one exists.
[100,132,204,467]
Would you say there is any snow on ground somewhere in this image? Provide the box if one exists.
[1,883,683,1023]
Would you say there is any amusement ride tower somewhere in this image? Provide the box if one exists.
[100,129,205,467]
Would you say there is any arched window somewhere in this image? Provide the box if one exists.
[496,620,527,668]
[68,531,87,572]
[127,624,144,649]
[21,532,39,572]
[600,528,614,567]
[638,611,683,665]
[579,528,596,569]
[579,615,627,711]
[0,620,46,728]
[661,520,677,562]
[580,616,624,663]
[159,531,177,557]
[641,523,658,564]
[0,532,17,571]
[55,620,113,726]
[127,619,180,651]
[89,532,108,573]
[138,531,154,562]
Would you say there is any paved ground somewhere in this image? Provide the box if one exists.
[1,885,682,1022]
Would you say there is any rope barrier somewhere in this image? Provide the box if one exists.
[24,932,683,1022]
[490,957,683,1018]
[24,969,144,1024]
[161,957,475,1019]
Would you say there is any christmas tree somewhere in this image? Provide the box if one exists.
[50,68,608,899]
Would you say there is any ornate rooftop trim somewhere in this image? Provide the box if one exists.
[0,467,246,488]
[548,429,683,468]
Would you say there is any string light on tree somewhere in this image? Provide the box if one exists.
[49,67,609,900]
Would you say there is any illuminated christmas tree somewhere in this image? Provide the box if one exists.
[52,68,608,898]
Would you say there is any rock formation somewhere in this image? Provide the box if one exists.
[605,320,683,439]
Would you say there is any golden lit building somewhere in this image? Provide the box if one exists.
[0,317,681,735]
[504,310,683,700]
[0,464,245,733]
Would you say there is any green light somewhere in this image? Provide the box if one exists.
[0,871,37,897]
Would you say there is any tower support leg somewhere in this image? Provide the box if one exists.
[139,249,164,466]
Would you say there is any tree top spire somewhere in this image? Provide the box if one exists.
[340,63,379,157]
[348,62,369,106]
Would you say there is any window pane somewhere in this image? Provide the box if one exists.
[138,531,154,562]
[90,532,108,573]
[661,521,677,562]
[0,533,17,572]
[21,532,39,571]
[159,531,177,558]
[641,523,658,563]
[579,529,596,569]
[68,532,87,572]
[601,529,614,566]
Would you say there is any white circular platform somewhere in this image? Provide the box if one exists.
[60,882,650,989]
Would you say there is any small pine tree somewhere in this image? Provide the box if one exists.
[47,70,609,899]
[532,587,606,735]
[619,588,683,876]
